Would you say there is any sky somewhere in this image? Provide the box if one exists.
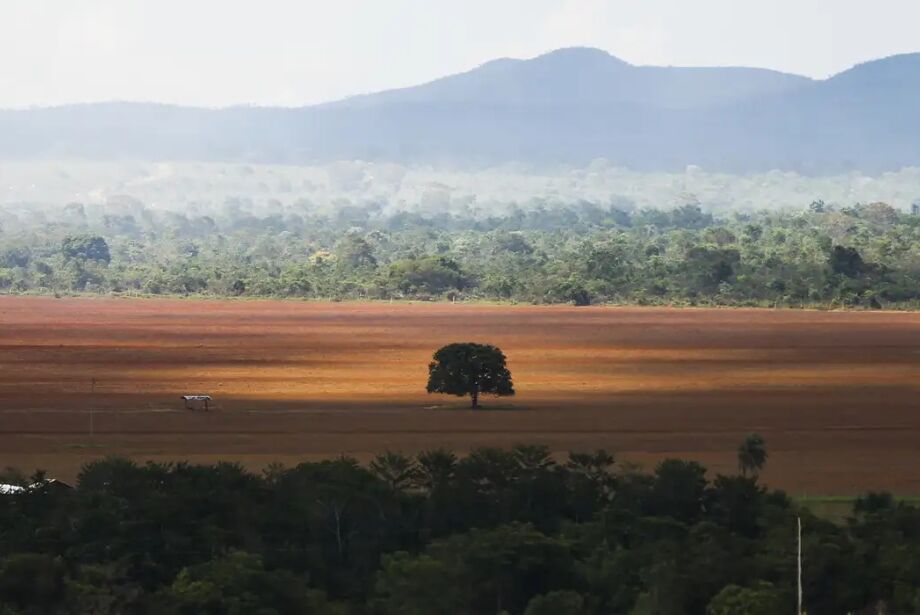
[1,0,919,108]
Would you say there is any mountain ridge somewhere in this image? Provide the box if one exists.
[1,47,918,173]
[327,47,812,110]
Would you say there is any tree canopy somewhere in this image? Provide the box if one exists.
[2,200,919,308]
[426,342,515,408]
[1,440,919,614]
[61,235,111,264]
[737,433,768,478]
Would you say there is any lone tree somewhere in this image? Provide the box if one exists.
[737,433,768,478]
[426,343,514,409]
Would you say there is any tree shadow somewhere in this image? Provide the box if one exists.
[423,402,530,412]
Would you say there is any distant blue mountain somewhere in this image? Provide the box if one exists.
[1,48,918,172]
[328,48,810,109]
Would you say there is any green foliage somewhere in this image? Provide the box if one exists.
[524,590,587,615]
[427,342,514,408]
[706,582,784,615]
[648,459,709,523]
[853,491,895,515]
[61,235,111,264]
[830,245,865,278]
[388,255,466,296]
[0,554,67,612]
[0,441,919,614]
[163,551,335,615]
[376,523,575,615]
[374,552,463,615]
[3,201,920,308]
[683,246,740,294]
[369,451,418,491]
[335,233,377,271]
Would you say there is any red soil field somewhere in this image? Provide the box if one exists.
[1,295,920,494]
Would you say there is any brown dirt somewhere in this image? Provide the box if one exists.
[1,295,919,495]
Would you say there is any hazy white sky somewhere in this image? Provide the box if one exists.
[2,0,919,108]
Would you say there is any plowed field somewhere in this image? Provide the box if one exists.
[2,296,919,494]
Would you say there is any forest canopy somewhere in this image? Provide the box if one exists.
[2,197,919,308]
[1,447,919,614]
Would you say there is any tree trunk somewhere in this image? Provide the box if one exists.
[471,386,479,409]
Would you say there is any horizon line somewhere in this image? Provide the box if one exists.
[1,47,917,112]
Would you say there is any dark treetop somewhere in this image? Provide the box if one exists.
[426,342,514,408]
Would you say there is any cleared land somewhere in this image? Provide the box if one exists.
[1,296,919,494]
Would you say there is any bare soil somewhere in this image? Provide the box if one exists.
[1,296,919,494]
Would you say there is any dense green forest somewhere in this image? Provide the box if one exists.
[2,199,920,307]
[1,444,918,614]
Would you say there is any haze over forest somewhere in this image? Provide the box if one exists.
[3,161,920,222]
[2,48,920,174]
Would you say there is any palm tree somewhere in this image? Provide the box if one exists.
[737,434,768,478]
[415,448,458,492]
[369,451,418,491]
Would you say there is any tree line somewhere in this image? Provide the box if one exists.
[2,200,920,307]
[1,439,919,614]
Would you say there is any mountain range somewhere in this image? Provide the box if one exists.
[1,47,919,173]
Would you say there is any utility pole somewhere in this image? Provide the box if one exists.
[90,378,96,441]
[797,515,803,615]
